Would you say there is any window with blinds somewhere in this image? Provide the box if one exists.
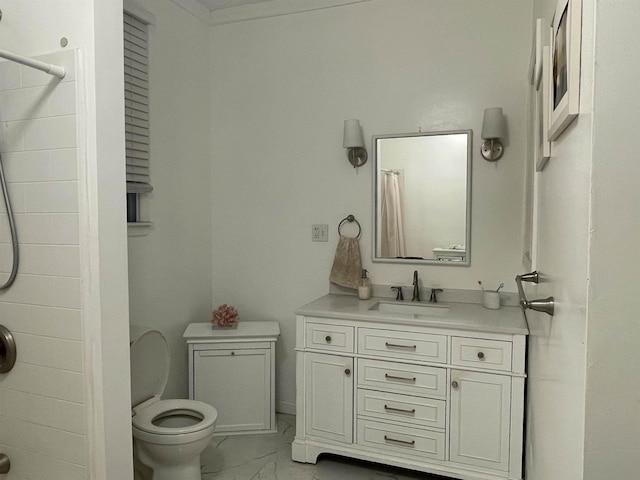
[124,12,152,195]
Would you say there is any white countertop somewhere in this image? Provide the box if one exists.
[183,321,280,341]
[295,294,529,335]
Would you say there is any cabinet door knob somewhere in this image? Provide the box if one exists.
[451,380,459,389]
[231,351,235,356]
[325,335,332,343]
[477,351,485,360]
[344,368,351,376]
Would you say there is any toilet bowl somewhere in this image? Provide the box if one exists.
[130,327,217,480]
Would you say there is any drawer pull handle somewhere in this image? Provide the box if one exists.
[385,342,417,350]
[384,404,416,415]
[385,373,416,383]
[325,335,332,343]
[384,435,415,447]
[477,351,485,360]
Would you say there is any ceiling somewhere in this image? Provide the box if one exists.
[186,0,371,25]
[195,0,273,10]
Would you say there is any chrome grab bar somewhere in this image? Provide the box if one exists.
[515,271,555,316]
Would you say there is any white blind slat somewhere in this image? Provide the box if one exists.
[127,173,150,183]
[127,157,150,168]
[127,182,154,194]
[126,150,150,161]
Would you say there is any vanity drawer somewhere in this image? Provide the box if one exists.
[306,322,354,353]
[451,337,512,372]
[358,328,446,363]
[357,389,445,429]
[357,358,446,398]
[357,418,445,461]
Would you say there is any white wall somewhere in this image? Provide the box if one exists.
[127,0,212,400]
[0,1,132,479]
[0,51,91,479]
[525,0,640,478]
[584,1,640,477]
[209,0,531,412]
[525,0,593,477]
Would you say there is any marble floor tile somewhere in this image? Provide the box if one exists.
[200,414,446,480]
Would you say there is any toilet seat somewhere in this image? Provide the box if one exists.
[133,399,218,435]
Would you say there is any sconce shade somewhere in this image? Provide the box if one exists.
[481,108,506,140]
[343,119,365,148]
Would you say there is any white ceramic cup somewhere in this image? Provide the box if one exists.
[483,291,501,309]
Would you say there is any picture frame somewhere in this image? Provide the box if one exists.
[548,0,582,141]
[536,46,551,172]
[528,18,543,90]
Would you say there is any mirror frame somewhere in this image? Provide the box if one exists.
[372,129,473,266]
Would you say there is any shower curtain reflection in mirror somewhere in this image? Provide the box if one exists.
[380,170,406,258]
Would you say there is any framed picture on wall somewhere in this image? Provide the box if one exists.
[536,46,552,171]
[548,0,582,141]
[528,18,543,89]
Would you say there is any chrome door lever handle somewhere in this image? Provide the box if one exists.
[0,325,16,373]
[0,453,10,474]
[515,271,555,316]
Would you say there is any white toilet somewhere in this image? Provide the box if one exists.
[130,327,218,480]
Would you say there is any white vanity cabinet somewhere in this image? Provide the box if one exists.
[304,352,354,443]
[292,295,528,480]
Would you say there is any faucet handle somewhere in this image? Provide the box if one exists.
[390,286,404,301]
[429,288,444,303]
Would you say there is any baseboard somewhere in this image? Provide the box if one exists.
[277,400,296,415]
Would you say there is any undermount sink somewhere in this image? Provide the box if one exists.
[369,301,450,317]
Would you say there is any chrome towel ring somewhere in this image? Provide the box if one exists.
[338,214,361,239]
[0,325,17,373]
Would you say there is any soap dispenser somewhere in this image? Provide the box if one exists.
[358,269,372,300]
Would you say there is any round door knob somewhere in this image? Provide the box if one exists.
[345,368,351,376]
[477,351,485,360]
[325,335,332,343]
[451,380,459,388]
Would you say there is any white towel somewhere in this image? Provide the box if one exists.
[329,236,362,290]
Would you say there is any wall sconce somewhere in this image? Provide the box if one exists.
[480,107,506,162]
[343,119,368,168]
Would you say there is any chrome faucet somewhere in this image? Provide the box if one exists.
[429,288,443,303]
[412,270,420,302]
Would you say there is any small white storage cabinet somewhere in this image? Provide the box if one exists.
[184,321,280,435]
[292,295,528,480]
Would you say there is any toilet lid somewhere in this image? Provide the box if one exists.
[130,329,170,408]
[132,399,218,435]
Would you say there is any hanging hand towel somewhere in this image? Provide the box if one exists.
[330,236,362,289]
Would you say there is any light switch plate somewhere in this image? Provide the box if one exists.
[312,224,328,242]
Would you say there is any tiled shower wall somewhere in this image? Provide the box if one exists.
[0,51,88,479]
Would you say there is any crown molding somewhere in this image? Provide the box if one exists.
[208,0,372,26]
[168,0,213,23]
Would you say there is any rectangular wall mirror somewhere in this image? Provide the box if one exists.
[373,130,472,266]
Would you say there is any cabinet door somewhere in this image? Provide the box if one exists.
[449,370,511,472]
[305,352,353,443]
[194,348,270,433]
